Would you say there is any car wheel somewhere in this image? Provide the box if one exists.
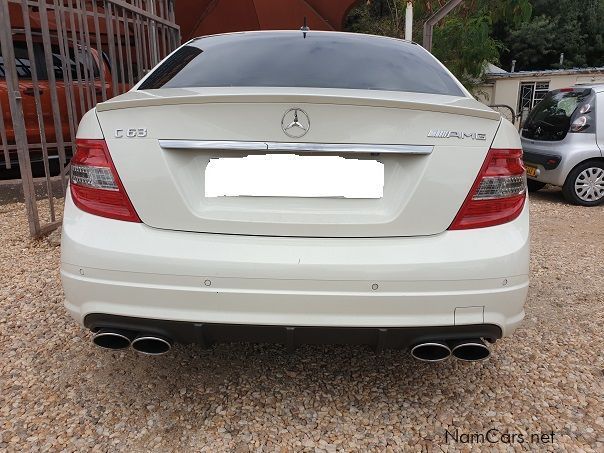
[562,161,604,206]
[526,179,546,192]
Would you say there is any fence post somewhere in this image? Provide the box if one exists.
[1,0,180,237]
[0,0,40,236]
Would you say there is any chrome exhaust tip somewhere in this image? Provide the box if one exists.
[451,338,490,362]
[92,329,134,350]
[131,335,172,355]
[410,341,451,362]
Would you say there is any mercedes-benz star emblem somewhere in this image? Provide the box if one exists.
[281,108,310,138]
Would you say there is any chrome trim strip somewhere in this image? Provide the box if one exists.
[266,142,432,154]
[159,140,268,151]
[159,140,433,155]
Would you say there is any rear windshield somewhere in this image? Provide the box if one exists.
[138,32,465,96]
[522,89,592,141]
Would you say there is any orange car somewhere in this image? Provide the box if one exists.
[0,39,112,171]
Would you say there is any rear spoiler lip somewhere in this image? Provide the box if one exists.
[96,89,501,121]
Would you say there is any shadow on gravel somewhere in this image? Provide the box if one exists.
[528,186,567,205]
[85,341,503,403]
[0,176,65,205]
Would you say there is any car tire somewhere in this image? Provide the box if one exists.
[562,161,604,206]
[526,179,546,192]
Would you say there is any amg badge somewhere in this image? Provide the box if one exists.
[427,130,487,140]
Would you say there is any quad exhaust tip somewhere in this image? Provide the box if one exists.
[410,341,451,362]
[450,338,490,361]
[131,335,172,355]
[410,338,491,362]
[92,329,134,350]
[92,329,172,355]
[92,330,488,360]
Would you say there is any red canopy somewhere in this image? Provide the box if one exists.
[175,0,360,41]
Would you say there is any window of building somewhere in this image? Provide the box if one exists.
[518,81,550,127]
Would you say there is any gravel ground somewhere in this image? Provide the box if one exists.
[1,188,603,452]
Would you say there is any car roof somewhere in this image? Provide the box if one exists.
[574,82,604,93]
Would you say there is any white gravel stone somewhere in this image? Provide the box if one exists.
[0,189,602,451]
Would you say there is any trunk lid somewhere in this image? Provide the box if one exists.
[95,88,501,237]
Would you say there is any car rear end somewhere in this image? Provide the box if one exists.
[521,86,603,204]
[60,31,529,361]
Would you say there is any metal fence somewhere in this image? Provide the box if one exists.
[489,104,518,126]
[0,0,179,236]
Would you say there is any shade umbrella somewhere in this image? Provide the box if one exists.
[175,0,360,41]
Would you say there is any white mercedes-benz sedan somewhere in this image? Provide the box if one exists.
[61,31,528,361]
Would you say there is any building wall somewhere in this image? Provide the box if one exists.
[474,84,493,105]
[476,72,604,128]
[478,73,604,112]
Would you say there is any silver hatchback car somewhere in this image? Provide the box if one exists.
[521,84,604,206]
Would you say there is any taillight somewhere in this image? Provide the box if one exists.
[70,139,141,222]
[570,115,588,132]
[449,148,526,230]
[570,94,595,133]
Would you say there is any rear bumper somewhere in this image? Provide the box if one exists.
[521,133,602,186]
[523,151,561,170]
[61,193,529,340]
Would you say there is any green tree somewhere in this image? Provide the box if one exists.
[344,0,532,91]
[432,15,502,88]
[495,0,604,70]
[507,15,586,69]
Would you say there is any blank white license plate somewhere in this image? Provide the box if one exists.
[205,154,384,198]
